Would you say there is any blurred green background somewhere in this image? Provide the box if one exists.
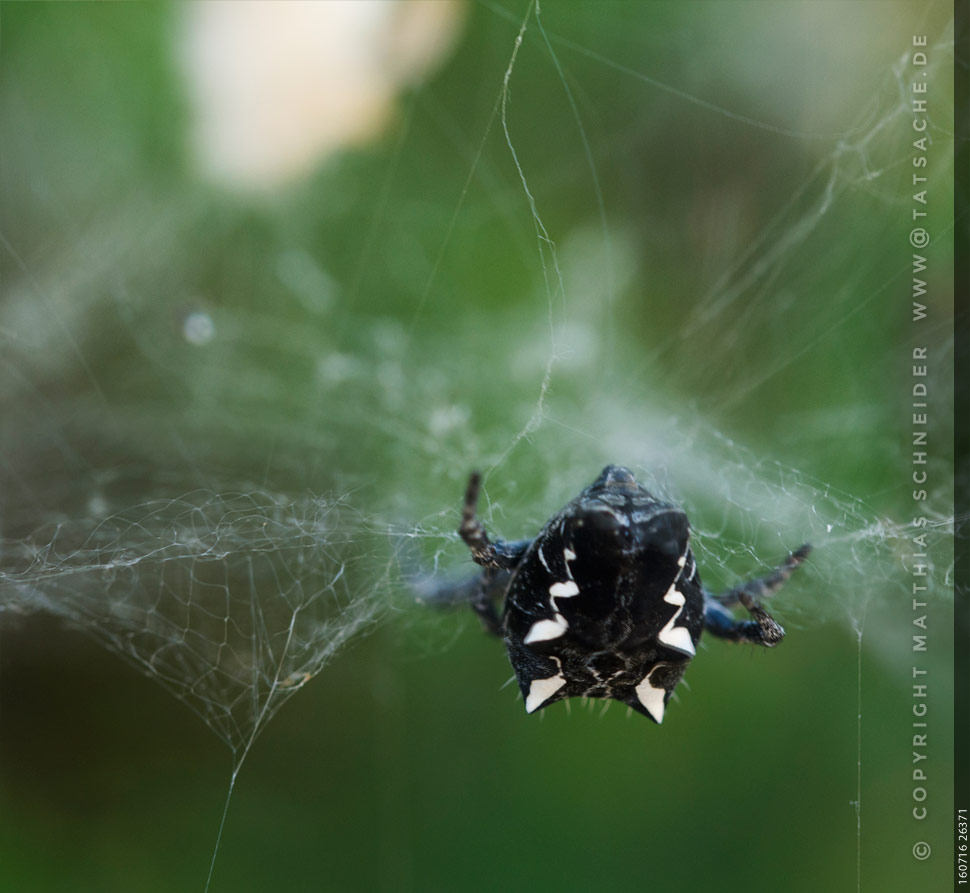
[0,2,955,891]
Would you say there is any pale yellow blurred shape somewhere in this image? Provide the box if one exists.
[179,0,465,191]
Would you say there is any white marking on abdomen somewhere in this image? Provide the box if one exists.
[526,579,581,644]
[527,543,581,651]
[563,547,576,580]
[657,584,696,656]
[549,580,579,599]
[525,657,567,713]
[537,545,551,573]
[524,614,568,644]
[635,664,672,723]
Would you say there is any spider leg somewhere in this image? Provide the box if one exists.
[716,544,812,606]
[703,594,786,646]
[416,567,512,637]
[703,544,812,647]
[471,568,510,636]
[459,471,531,570]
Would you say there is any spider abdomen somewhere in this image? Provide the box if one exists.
[500,467,704,722]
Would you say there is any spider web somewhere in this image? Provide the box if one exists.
[0,1,957,890]
[1,490,383,754]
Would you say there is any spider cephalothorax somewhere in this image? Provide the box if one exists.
[429,465,810,722]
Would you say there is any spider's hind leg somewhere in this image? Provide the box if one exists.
[471,568,511,636]
[703,594,786,646]
[703,544,811,647]
[416,567,513,638]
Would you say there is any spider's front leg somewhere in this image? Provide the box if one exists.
[703,544,812,647]
[456,472,532,635]
[459,472,530,570]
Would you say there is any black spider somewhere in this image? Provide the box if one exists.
[426,465,811,722]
